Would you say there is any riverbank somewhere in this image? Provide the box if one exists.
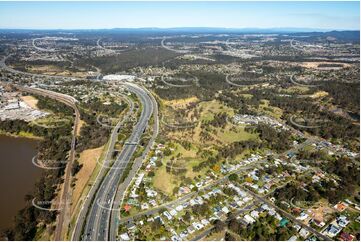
[0,129,42,140]
[0,134,42,232]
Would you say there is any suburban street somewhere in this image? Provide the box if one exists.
[191,202,258,241]
[243,187,332,241]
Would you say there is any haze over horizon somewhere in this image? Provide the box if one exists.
[0,1,359,30]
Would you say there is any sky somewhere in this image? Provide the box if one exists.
[0,1,359,30]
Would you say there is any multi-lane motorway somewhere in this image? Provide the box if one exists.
[109,86,159,241]
[0,54,82,81]
[1,53,159,240]
[71,90,135,241]
[72,82,155,241]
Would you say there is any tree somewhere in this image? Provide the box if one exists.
[213,219,226,233]
[192,203,209,216]
[164,148,172,156]
[183,211,191,222]
[71,160,82,176]
[212,164,221,172]
[229,173,238,182]
[224,232,236,241]
[228,218,242,234]
[151,218,162,230]
[245,177,253,183]
[155,159,162,167]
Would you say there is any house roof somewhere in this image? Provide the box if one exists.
[280,218,289,227]
[340,232,354,241]
[123,204,132,212]
[335,203,347,212]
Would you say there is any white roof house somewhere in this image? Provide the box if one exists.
[120,233,131,241]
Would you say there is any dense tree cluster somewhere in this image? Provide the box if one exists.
[254,124,292,152]
[218,139,261,159]
[81,47,179,73]
[81,97,127,117]
[154,71,227,100]
[76,109,110,152]
[35,95,73,116]
[0,95,76,240]
[217,91,259,115]
[228,214,296,240]
[191,203,210,217]
[269,96,359,150]
[275,157,359,205]
[320,82,360,115]
[192,156,217,172]
[297,149,330,161]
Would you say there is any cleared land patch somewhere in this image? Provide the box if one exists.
[71,146,103,211]
[20,95,39,109]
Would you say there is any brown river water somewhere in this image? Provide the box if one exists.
[0,134,42,231]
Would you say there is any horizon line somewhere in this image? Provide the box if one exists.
[0,27,359,32]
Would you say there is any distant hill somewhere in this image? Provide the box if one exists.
[0,27,359,42]
[292,30,360,43]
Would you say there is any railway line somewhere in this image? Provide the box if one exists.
[9,84,80,241]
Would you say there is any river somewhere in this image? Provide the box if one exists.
[0,134,42,231]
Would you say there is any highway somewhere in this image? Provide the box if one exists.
[109,85,159,241]
[78,82,154,241]
[96,38,114,53]
[0,54,96,81]
[1,54,158,240]
[32,37,56,52]
[290,39,306,52]
[96,38,130,53]
[289,39,323,53]
[161,116,198,129]
[161,37,190,54]
[289,73,320,88]
[225,74,247,87]
[71,91,135,241]
[160,75,195,87]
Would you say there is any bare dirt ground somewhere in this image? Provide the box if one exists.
[299,61,350,70]
[162,96,199,109]
[310,91,329,99]
[28,65,89,78]
[76,120,85,136]
[20,95,39,109]
[71,146,103,212]
[308,201,335,225]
